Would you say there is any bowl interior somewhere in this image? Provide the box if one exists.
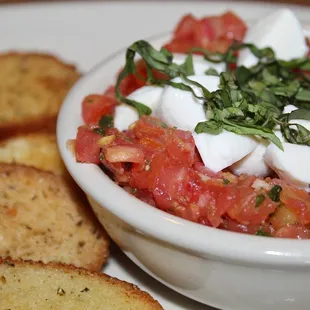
[57,31,310,267]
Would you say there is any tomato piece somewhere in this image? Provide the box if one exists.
[130,151,169,190]
[165,129,195,165]
[280,184,310,225]
[173,14,198,41]
[163,40,198,54]
[82,94,116,125]
[75,126,102,164]
[134,116,167,139]
[221,11,247,41]
[275,225,310,239]
[194,16,222,48]
[104,145,145,163]
[227,179,278,225]
[199,180,237,227]
[153,166,204,222]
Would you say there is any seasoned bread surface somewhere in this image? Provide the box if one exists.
[0,257,163,310]
[0,52,80,138]
[0,164,109,271]
[0,132,66,175]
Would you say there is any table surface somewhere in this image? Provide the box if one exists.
[0,0,310,5]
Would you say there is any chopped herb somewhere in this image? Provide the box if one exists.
[81,287,90,293]
[255,228,270,237]
[205,68,220,76]
[223,178,230,185]
[99,115,114,129]
[57,287,66,296]
[268,185,282,202]
[131,188,137,194]
[115,39,310,148]
[255,194,266,208]
[93,127,106,136]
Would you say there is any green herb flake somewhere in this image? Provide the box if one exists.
[255,194,266,208]
[57,287,66,296]
[268,185,282,202]
[81,287,90,293]
[223,178,230,185]
[98,115,114,129]
[255,228,270,237]
[93,127,106,136]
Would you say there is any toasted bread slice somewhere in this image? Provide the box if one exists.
[0,52,80,139]
[0,164,109,271]
[0,132,66,175]
[0,257,163,310]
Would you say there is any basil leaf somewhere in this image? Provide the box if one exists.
[256,228,270,237]
[222,120,283,150]
[180,53,195,76]
[205,68,219,76]
[235,66,252,85]
[289,109,310,122]
[93,127,106,136]
[268,185,282,202]
[296,89,310,102]
[255,194,266,208]
[195,120,223,135]
[99,115,114,129]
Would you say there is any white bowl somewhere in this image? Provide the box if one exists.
[57,34,310,310]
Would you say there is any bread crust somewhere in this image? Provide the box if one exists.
[0,52,80,139]
[0,163,109,271]
[0,257,163,309]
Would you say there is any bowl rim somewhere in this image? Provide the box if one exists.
[57,31,310,268]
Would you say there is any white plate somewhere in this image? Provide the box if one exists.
[1,1,309,309]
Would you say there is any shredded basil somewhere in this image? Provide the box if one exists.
[268,185,282,202]
[256,228,270,237]
[99,115,114,129]
[115,39,310,148]
[93,127,106,136]
[255,194,266,208]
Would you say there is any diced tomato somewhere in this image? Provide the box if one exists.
[279,184,310,225]
[134,116,167,139]
[275,225,310,239]
[227,180,279,225]
[82,94,116,125]
[75,126,102,164]
[164,40,199,54]
[104,145,145,163]
[173,14,198,41]
[153,166,204,221]
[220,11,247,41]
[165,129,195,165]
[130,151,169,190]
[199,180,237,227]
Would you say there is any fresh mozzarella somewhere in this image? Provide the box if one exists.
[194,132,258,173]
[172,53,226,75]
[114,86,163,131]
[238,9,307,68]
[158,75,258,172]
[230,141,272,177]
[157,75,220,131]
[264,142,310,192]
